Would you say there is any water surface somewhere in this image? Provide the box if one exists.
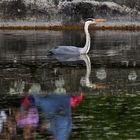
[0,30,140,140]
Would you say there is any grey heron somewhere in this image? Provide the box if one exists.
[49,19,106,55]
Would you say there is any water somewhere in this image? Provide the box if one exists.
[0,30,140,139]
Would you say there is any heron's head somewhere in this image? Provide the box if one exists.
[86,18,106,25]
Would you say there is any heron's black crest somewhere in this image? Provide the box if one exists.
[86,18,94,22]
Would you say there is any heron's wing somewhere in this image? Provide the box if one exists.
[50,46,81,55]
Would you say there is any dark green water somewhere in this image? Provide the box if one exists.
[0,30,140,140]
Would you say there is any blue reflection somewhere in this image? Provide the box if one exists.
[32,95,72,140]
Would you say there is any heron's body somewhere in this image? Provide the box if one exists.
[49,18,106,55]
[50,46,81,55]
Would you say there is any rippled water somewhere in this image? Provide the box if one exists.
[0,30,140,140]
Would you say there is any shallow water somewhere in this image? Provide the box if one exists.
[0,30,140,140]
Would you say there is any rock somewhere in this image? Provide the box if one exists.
[0,0,27,19]
[0,0,139,23]
[59,0,140,23]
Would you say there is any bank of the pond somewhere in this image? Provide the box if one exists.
[0,23,140,31]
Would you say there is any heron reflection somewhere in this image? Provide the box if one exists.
[52,54,106,90]
[80,55,106,89]
[80,55,93,88]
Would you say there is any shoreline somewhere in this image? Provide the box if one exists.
[0,23,140,31]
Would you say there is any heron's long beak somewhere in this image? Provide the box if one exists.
[95,19,107,22]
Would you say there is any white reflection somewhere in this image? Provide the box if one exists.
[0,110,7,133]
[128,70,137,81]
[9,80,25,95]
[96,67,107,80]
[80,55,106,89]
[121,60,136,67]
[29,83,41,94]
[54,76,66,94]
[80,55,93,88]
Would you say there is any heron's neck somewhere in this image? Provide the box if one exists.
[80,23,91,54]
